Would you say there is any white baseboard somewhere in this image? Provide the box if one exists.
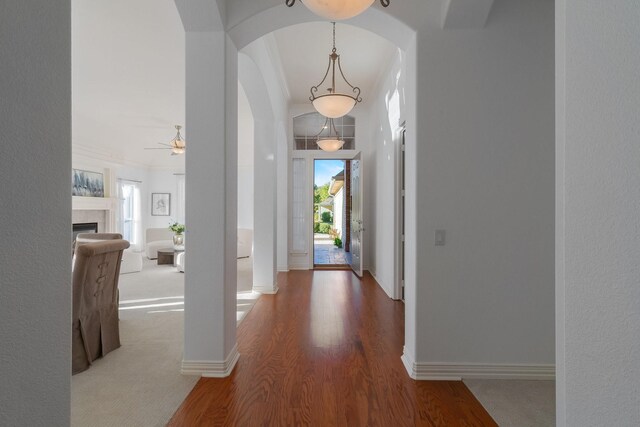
[368,271,395,299]
[181,344,240,378]
[401,347,555,380]
[253,284,279,294]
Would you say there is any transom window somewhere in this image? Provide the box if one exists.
[293,112,355,150]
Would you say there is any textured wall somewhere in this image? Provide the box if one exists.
[413,0,556,365]
[556,0,640,425]
[0,1,72,425]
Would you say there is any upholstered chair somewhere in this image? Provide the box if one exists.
[72,239,130,374]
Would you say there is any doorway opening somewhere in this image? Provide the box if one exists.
[313,159,352,268]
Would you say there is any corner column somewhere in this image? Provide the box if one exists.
[183,31,239,377]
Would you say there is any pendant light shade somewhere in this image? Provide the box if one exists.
[285,0,390,20]
[312,94,357,119]
[317,138,345,152]
[309,23,362,119]
[316,117,345,152]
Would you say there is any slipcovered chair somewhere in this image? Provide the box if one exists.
[72,239,130,374]
[76,232,142,274]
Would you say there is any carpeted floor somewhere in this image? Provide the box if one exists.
[465,379,555,426]
[71,256,259,427]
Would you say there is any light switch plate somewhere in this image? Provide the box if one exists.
[435,229,446,246]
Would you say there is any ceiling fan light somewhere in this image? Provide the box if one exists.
[312,94,357,118]
[171,146,185,154]
[317,138,345,152]
[303,0,375,20]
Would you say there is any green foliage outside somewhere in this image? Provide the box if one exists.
[321,211,333,223]
[314,183,330,205]
[314,223,332,234]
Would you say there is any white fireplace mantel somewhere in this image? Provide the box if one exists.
[72,196,117,211]
[72,196,118,232]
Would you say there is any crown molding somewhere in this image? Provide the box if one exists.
[73,143,184,172]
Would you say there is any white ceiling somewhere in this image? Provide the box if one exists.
[72,0,185,169]
[271,21,398,105]
[72,2,396,168]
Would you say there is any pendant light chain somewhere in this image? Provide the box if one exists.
[332,21,336,53]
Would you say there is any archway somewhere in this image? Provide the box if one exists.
[176,1,419,378]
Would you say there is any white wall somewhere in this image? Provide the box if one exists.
[237,82,255,230]
[556,0,640,425]
[411,0,555,370]
[146,170,184,229]
[368,48,406,298]
[241,39,290,275]
[0,2,71,424]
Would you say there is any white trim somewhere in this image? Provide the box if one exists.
[369,271,395,300]
[181,344,240,378]
[401,346,417,379]
[253,284,279,294]
[401,356,555,381]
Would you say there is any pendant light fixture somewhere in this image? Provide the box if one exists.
[285,0,390,21]
[309,22,362,119]
[316,117,345,152]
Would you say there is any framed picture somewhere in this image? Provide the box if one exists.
[72,169,104,197]
[151,193,171,216]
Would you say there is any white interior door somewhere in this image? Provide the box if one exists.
[350,153,363,277]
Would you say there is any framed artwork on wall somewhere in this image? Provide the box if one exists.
[72,169,104,197]
[151,193,170,216]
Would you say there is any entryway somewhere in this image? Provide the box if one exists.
[313,159,353,268]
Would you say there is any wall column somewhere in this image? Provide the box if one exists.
[0,1,71,424]
[252,119,278,293]
[556,0,640,425]
[182,30,239,376]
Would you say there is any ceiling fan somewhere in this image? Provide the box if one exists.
[144,125,186,155]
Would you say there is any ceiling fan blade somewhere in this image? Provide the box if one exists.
[144,147,171,150]
[158,142,174,147]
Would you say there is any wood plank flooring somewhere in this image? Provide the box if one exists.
[168,271,497,426]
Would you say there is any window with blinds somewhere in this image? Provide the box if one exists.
[291,158,308,253]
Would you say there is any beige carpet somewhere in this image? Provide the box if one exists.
[71,257,259,427]
[464,379,555,427]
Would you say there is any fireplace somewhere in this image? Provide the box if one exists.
[73,222,98,242]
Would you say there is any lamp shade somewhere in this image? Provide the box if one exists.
[302,0,375,20]
[312,94,357,119]
[317,138,345,152]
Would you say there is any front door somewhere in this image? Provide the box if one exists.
[349,153,363,277]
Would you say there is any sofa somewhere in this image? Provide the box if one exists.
[145,228,174,259]
[237,228,253,258]
[174,229,253,273]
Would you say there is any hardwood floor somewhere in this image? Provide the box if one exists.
[168,271,497,426]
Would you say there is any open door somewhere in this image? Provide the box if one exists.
[349,153,363,277]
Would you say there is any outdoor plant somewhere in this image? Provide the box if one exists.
[321,211,333,223]
[315,223,331,234]
[334,237,343,248]
[169,222,185,234]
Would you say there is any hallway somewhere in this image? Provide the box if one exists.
[168,271,496,426]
